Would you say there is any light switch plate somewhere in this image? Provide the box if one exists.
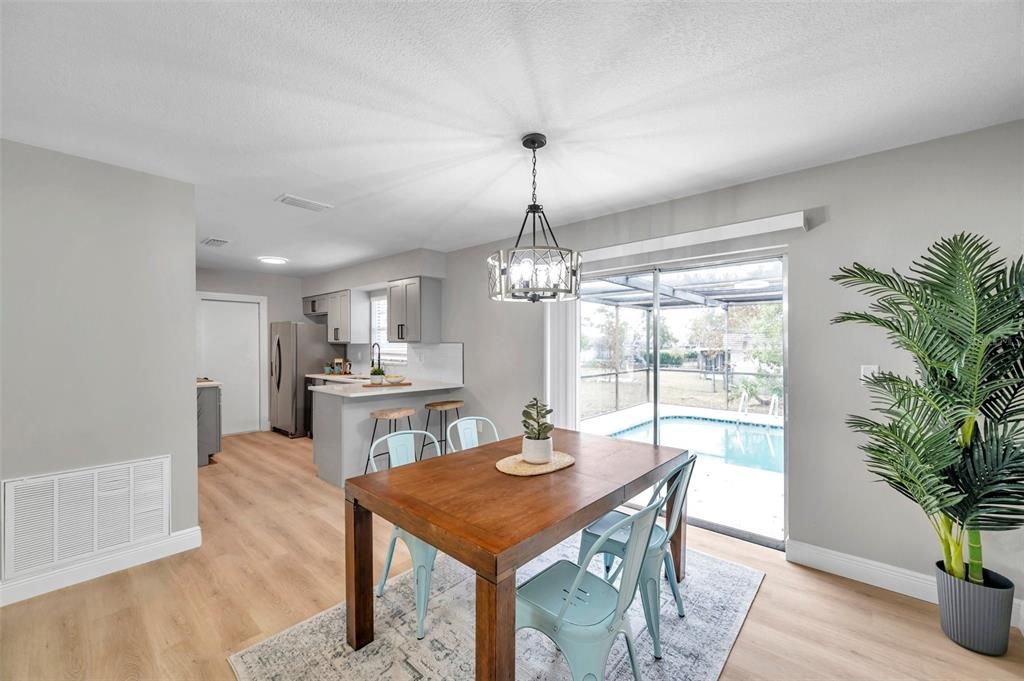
[860,365,879,379]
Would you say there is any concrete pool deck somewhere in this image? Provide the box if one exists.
[581,403,785,541]
[582,402,783,434]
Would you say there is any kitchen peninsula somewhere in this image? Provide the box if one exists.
[310,378,463,486]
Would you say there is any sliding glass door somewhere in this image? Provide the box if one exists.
[579,258,786,546]
[579,280,655,444]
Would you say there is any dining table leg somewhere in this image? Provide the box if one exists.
[345,498,374,649]
[475,571,516,681]
[667,483,688,581]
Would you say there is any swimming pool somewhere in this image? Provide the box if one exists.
[611,415,784,473]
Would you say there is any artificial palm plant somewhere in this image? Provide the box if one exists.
[832,233,1024,585]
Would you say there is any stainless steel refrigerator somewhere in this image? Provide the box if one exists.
[270,321,334,437]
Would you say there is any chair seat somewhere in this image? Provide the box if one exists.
[425,399,464,411]
[583,510,667,551]
[370,406,416,420]
[517,559,619,627]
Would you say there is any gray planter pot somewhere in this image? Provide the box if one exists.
[935,561,1015,656]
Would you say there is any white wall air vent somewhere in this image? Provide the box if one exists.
[2,456,170,581]
[200,237,230,248]
[275,193,334,212]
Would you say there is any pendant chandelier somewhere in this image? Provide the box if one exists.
[488,133,582,303]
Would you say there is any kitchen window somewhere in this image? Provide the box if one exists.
[371,294,407,364]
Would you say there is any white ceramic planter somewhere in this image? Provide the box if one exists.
[522,436,553,464]
[370,375,383,385]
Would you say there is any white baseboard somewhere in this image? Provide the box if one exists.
[0,526,201,607]
[786,540,1023,634]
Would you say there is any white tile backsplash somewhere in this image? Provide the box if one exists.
[406,343,463,383]
[346,342,463,384]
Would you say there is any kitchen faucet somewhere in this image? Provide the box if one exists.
[371,342,381,370]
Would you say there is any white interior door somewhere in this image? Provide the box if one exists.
[196,298,261,434]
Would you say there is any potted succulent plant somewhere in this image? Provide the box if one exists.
[833,233,1024,656]
[522,397,554,464]
[370,366,385,385]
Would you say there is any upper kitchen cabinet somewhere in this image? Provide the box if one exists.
[326,289,370,345]
[302,295,327,316]
[325,291,347,344]
[387,276,441,343]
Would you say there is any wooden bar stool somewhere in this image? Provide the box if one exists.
[364,407,416,474]
[420,399,464,456]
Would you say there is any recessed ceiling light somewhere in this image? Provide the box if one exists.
[258,256,289,265]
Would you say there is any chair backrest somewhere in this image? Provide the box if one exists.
[447,416,499,451]
[368,430,440,472]
[610,485,674,623]
[658,453,697,541]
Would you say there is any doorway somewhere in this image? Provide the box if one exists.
[196,292,268,434]
[578,258,786,547]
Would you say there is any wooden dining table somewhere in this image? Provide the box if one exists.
[344,427,689,681]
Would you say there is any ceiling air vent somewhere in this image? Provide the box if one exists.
[200,237,230,248]
[275,193,334,212]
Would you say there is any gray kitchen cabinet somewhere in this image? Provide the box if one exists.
[302,295,327,316]
[326,291,348,344]
[325,289,370,345]
[387,276,441,343]
[197,385,222,466]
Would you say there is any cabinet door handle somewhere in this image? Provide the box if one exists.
[334,327,339,341]
[398,323,404,340]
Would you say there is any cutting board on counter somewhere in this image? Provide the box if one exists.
[362,382,413,388]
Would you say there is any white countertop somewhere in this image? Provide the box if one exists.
[305,373,372,383]
[196,380,222,388]
[308,379,462,399]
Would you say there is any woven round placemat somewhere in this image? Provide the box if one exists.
[495,451,575,476]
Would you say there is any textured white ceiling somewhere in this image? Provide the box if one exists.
[3,2,1022,275]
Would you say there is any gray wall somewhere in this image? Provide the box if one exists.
[1,140,198,532]
[302,248,446,296]
[196,267,305,324]
[441,120,1024,585]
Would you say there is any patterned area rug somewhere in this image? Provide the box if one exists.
[229,536,763,681]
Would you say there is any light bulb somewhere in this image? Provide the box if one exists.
[535,263,551,287]
[514,258,534,286]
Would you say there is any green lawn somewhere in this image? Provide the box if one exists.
[581,369,784,421]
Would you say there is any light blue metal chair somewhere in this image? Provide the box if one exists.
[577,454,697,659]
[369,430,442,639]
[446,416,500,451]
[516,478,680,681]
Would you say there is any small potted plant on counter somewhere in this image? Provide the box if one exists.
[522,397,554,464]
[370,366,385,385]
[833,233,1024,656]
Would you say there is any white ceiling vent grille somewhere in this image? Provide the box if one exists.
[275,193,334,212]
[200,237,230,248]
[3,456,170,581]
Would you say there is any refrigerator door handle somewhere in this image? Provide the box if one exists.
[275,335,283,391]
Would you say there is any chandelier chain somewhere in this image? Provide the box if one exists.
[531,148,537,204]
